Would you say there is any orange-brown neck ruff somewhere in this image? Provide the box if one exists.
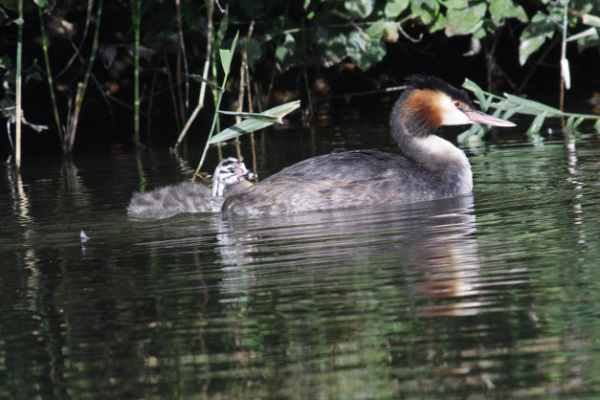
[402,89,444,137]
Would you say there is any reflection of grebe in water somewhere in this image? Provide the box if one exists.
[223,75,515,216]
[128,157,255,219]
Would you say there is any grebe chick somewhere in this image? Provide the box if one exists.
[222,75,515,216]
[128,157,255,219]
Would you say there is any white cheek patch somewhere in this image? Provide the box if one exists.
[437,95,473,126]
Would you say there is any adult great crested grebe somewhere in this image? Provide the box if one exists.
[222,74,515,216]
[128,157,255,219]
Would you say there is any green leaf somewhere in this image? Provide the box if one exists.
[519,13,555,65]
[218,110,280,121]
[275,33,296,72]
[504,93,563,116]
[365,23,384,40]
[565,116,585,131]
[346,30,386,70]
[489,0,528,25]
[411,0,440,25]
[219,31,239,75]
[595,119,600,132]
[209,100,301,144]
[445,3,486,36]
[187,74,220,89]
[527,112,546,135]
[314,28,348,67]
[429,12,446,33]
[582,13,600,28]
[382,22,399,41]
[345,0,375,19]
[385,0,409,18]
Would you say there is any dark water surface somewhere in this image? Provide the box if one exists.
[2,108,600,398]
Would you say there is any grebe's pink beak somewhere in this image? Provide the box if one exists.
[464,110,516,127]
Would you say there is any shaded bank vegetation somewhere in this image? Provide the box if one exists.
[1,0,599,163]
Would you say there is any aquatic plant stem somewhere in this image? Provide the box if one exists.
[132,0,141,148]
[192,31,239,180]
[234,21,255,160]
[15,0,23,169]
[175,0,190,111]
[558,0,570,111]
[38,6,63,147]
[174,0,215,150]
[64,0,103,155]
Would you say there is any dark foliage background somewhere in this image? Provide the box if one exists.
[1,0,598,157]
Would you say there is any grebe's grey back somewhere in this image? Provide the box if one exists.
[127,157,255,219]
[222,75,515,216]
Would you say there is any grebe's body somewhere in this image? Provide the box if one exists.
[127,157,254,219]
[223,75,514,216]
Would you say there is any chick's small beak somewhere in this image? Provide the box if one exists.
[463,110,516,127]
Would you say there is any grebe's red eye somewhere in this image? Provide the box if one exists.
[454,101,461,108]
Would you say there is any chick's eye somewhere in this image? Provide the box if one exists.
[453,101,461,108]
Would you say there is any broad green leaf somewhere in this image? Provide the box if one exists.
[365,23,384,40]
[445,3,486,36]
[314,28,348,67]
[594,119,600,132]
[345,0,375,18]
[489,0,528,24]
[382,22,399,41]
[346,30,386,70]
[385,0,409,18]
[209,100,301,144]
[444,0,468,9]
[275,33,296,72]
[519,13,555,65]
[429,10,446,32]
[411,0,440,25]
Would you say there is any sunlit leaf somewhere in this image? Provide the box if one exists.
[463,78,491,110]
[582,13,600,28]
[519,13,555,65]
[411,0,440,25]
[429,11,446,32]
[345,0,375,18]
[219,31,239,76]
[503,93,562,116]
[527,112,546,135]
[382,22,399,41]
[209,100,301,143]
[445,3,486,36]
[489,0,528,25]
[346,30,386,70]
[385,0,409,18]
[218,110,280,121]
